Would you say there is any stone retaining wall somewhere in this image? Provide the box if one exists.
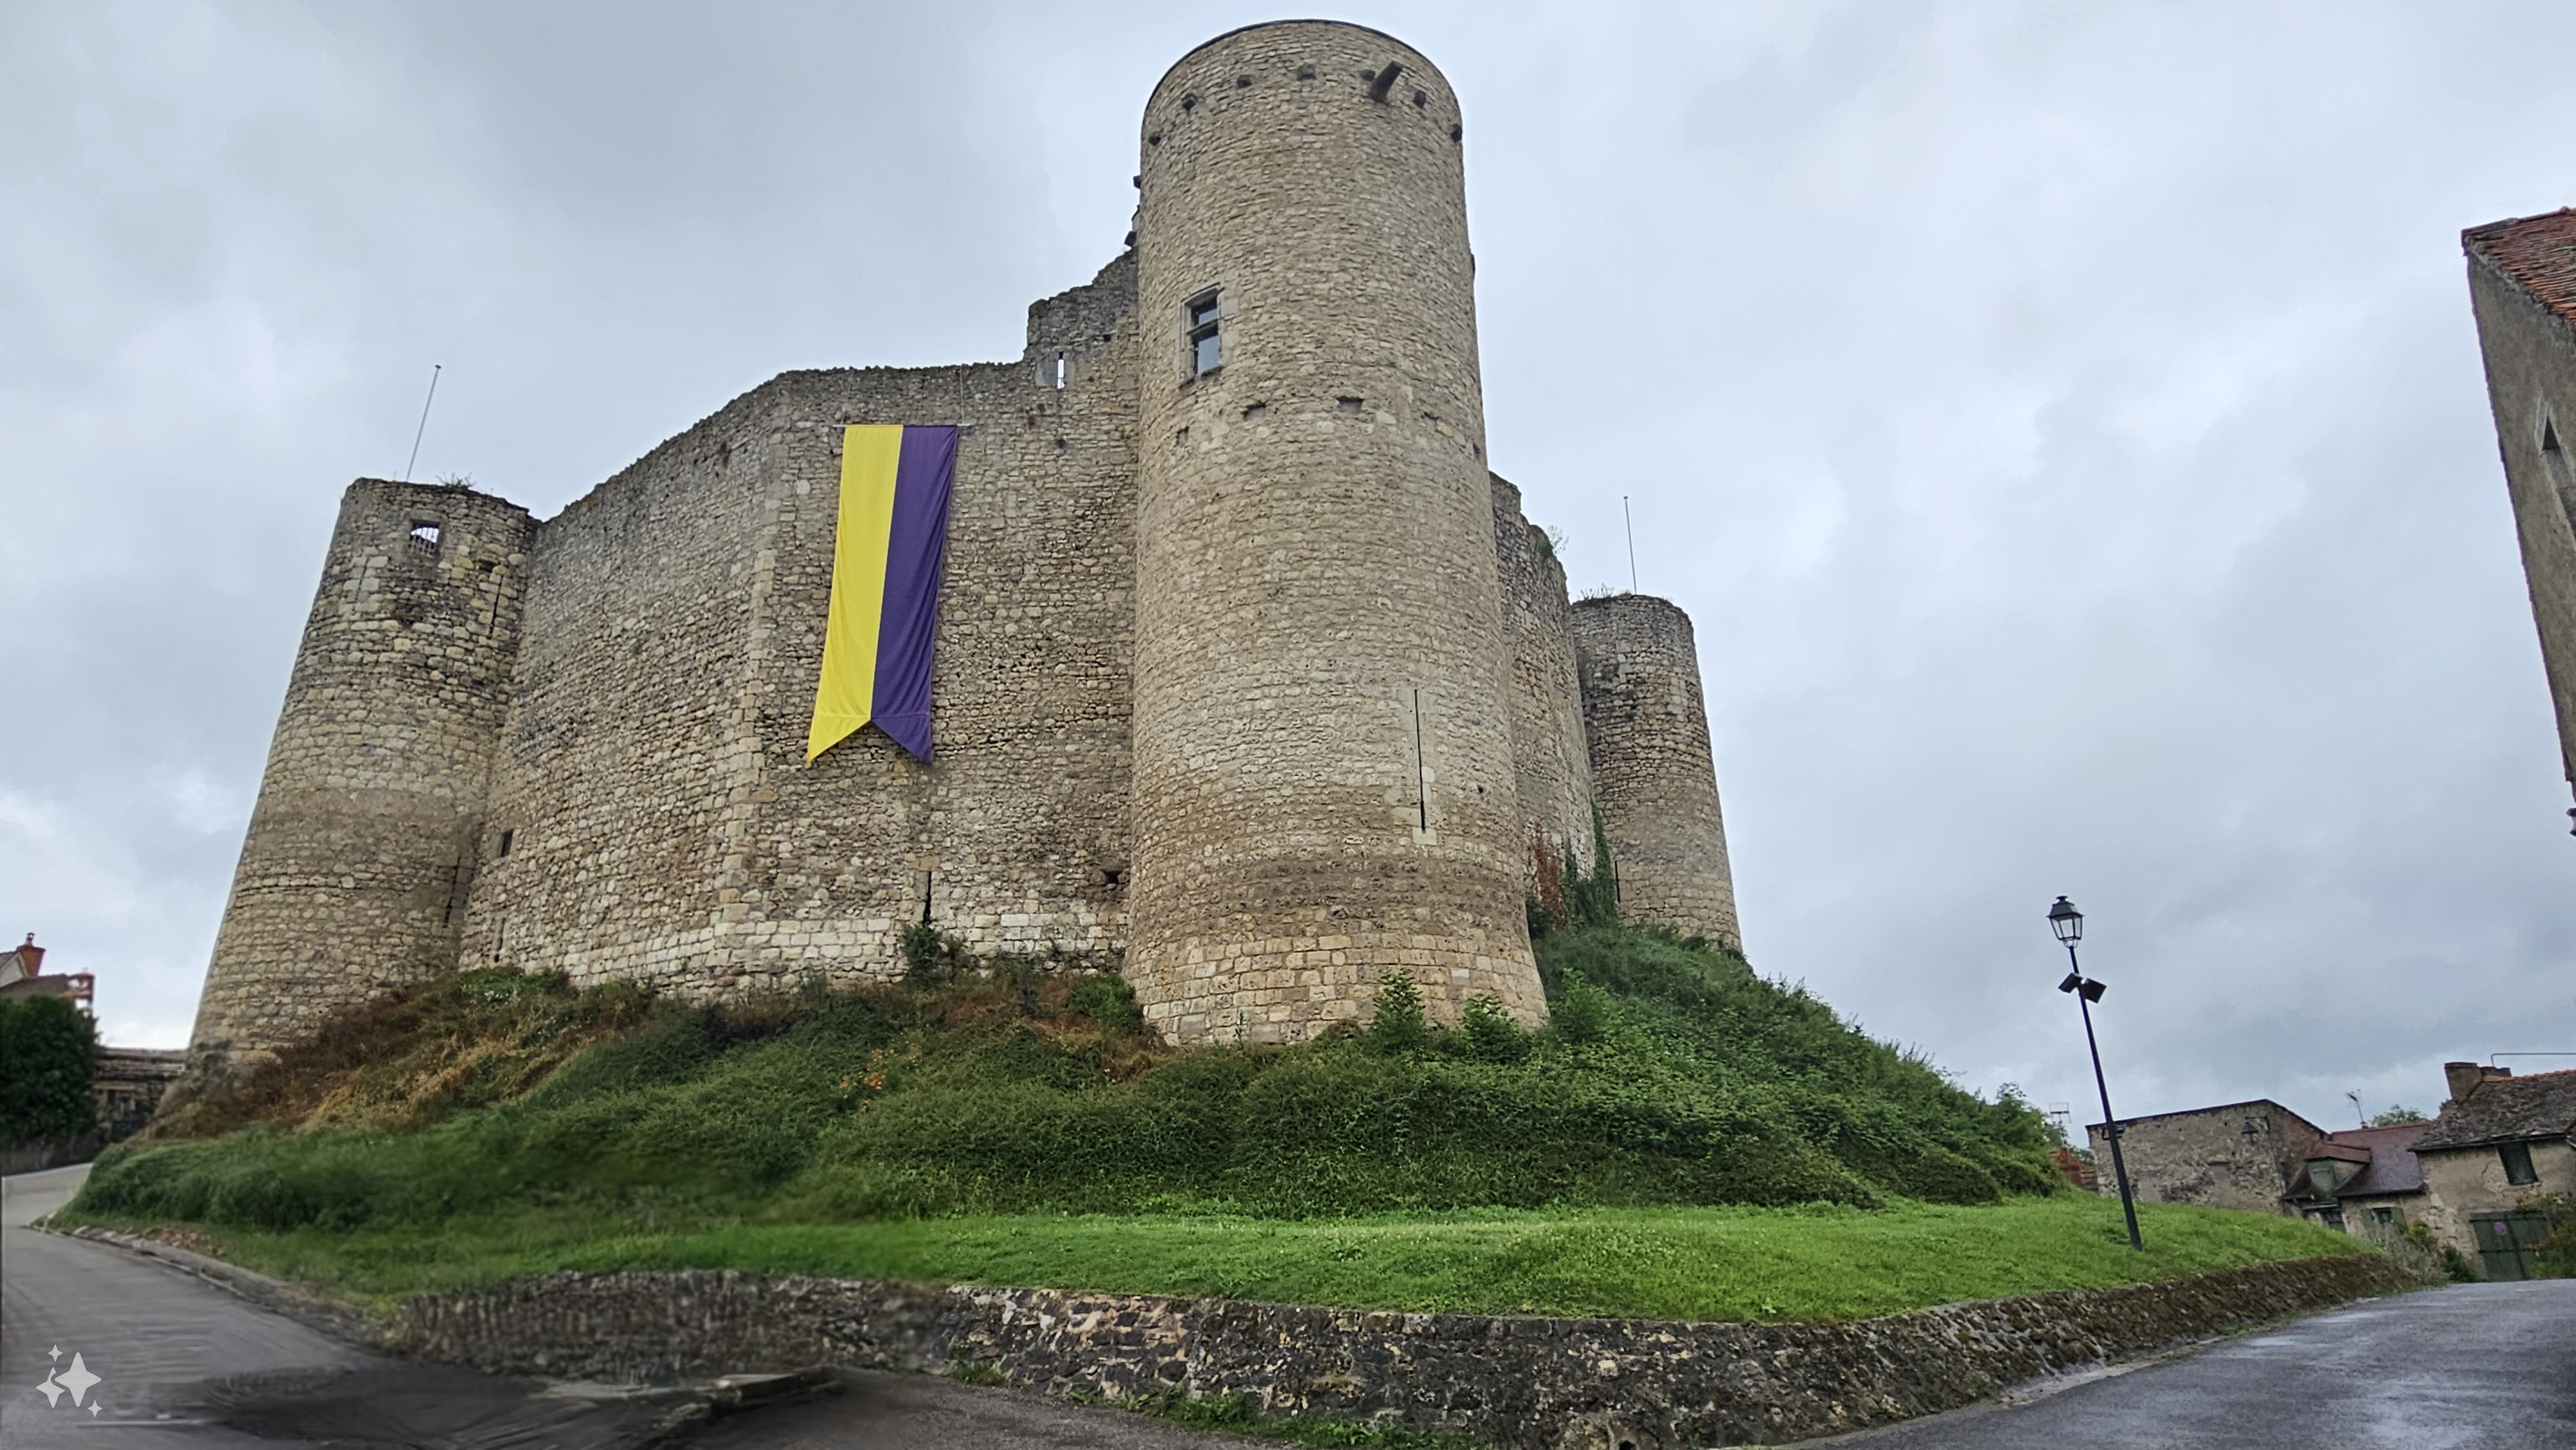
[388,1252,2420,1447]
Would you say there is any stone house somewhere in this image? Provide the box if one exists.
[2278,1121,2430,1243]
[2464,208,2576,836]
[2087,1098,2329,1214]
[2410,1062,2576,1279]
[2086,1100,2432,1245]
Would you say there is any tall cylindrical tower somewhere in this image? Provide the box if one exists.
[1128,21,1543,1042]
[180,480,533,1093]
[1570,594,1743,951]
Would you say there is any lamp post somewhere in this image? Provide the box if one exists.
[2050,896,2143,1251]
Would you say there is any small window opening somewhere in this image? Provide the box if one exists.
[1414,89,1428,108]
[1337,396,1364,415]
[408,521,442,554]
[1053,353,1066,389]
[1242,402,1267,420]
[1236,74,1252,88]
[1180,93,1197,112]
[1368,63,1403,103]
[1175,426,1189,446]
[1450,122,1463,143]
[1297,63,1316,80]
[497,829,514,859]
[1147,131,1162,146]
[1102,867,1124,888]
[2501,1140,2539,1185]
[2544,417,2575,524]
[1187,291,1222,375]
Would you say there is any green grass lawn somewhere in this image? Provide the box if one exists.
[79,1192,2364,1324]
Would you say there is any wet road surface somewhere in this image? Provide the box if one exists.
[2,1165,1239,1448]
[1795,1277,2576,1450]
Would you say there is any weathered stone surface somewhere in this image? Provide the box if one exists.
[181,21,1743,1071]
[1126,23,1542,1042]
[2464,212,2576,825]
[1570,595,1740,950]
[387,1254,2421,1447]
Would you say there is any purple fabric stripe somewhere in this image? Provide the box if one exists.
[870,425,956,762]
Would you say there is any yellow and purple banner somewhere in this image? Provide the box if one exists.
[807,424,958,764]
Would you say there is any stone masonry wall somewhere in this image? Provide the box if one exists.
[2465,246,2576,813]
[187,481,534,1082]
[1492,475,1596,886]
[2087,1101,2322,1216]
[185,24,1752,1060]
[1569,594,1741,950]
[388,1254,2420,1449]
[1126,21,1544,1042]
[461,259,1140,994]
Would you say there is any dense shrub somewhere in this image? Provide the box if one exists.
[1,994,97,1142]
[75,930,2057,1232]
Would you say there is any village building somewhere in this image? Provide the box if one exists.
[2410,1062,2576,1281]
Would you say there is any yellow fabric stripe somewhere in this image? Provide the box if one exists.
[807,425,904,762]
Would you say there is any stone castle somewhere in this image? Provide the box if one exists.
[185,21,1739,1079]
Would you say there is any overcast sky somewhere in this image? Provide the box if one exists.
[6,1,2572,1132]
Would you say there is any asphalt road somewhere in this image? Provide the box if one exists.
[1796,1277,2576,1450]
[1,1165,1236,1449]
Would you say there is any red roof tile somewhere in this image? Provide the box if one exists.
[2465,209,2576,327]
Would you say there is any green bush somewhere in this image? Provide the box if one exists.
[1363,968,1428,1055]
[1,994,97,1142]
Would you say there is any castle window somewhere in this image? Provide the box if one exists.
[1054,353,1066,389]
[2501,1140,2538,1185]
[1298,63,1316,80]
[408,521,442,556]
[1188,291,1222,376]
[1337,396,1363,415]
[497,829,514,860]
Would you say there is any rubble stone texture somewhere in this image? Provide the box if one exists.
[183,20,1739,1077]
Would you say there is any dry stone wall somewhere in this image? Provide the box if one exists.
[1570,594,1741,950]
[186,482,533,1083]
[1126,21,1542,1042]
[386,1254,2422,1449]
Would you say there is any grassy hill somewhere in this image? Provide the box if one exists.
[87,927,2055,1229]
[64,925,2367,1321]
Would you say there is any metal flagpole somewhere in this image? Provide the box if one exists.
[402,364,442,482]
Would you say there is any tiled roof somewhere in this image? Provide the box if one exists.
[2318,1123,2428,1198]
[2465,209,2576,327]
[2414,1068,2576,1152]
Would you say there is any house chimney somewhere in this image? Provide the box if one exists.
[14,934,39,974]
[2443,1060,2509,1104]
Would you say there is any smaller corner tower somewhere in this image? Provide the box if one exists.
[182,479,535,1094]
[1570,594,1741,950]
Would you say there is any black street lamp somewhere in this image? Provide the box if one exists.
[2050,896,2144,1251]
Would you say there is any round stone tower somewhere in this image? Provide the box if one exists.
[1570,594,1743,952]
[1127,21,1544,1042]
[180,479,533,1093]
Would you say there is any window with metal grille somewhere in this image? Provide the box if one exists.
[1187,291,1222,376]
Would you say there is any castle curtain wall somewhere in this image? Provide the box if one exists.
[459,263,1141,995]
